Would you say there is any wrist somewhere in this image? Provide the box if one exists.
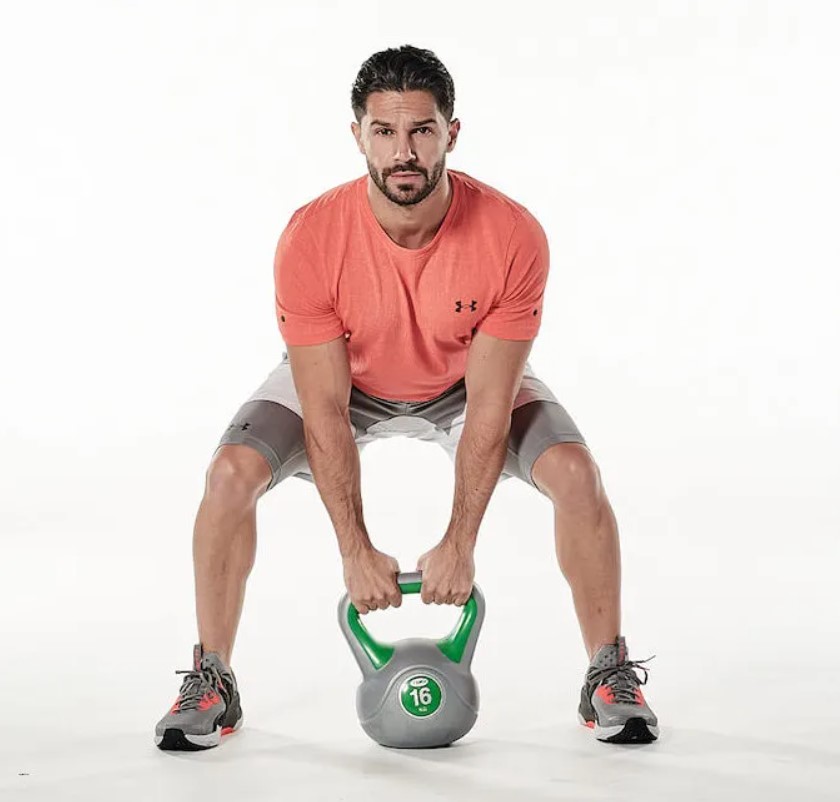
[339,530,374,560]
[442,528,477,552]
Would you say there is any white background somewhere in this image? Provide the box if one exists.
[1,1,838,800]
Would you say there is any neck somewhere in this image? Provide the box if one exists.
[366,170,452,250]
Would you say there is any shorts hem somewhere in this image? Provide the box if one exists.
[522,433,588,491]
[216,431,284,490]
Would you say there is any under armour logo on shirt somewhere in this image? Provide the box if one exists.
[455,300,478,313]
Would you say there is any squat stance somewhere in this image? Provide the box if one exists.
[155,45,658,750]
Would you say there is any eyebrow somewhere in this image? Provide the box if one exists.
[369,118,438,127]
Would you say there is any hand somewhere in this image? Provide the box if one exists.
[416,539,475,606]
[343,546,402,615]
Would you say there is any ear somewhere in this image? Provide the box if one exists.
[446,118,461,153]
[350,121,365,155]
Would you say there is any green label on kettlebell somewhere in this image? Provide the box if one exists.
[399,675,443,718]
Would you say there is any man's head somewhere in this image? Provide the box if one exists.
[351,45,460,207]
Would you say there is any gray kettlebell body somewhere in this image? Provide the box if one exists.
[338,571,486,749]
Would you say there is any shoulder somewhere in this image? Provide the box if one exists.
[450,170,546,243]
[285,176,364,234]
[275,177,364,274]
[449,170,547,255]
[450,170,541,225]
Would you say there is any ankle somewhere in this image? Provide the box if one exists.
[200,643,232,670]
[586,638,619,663]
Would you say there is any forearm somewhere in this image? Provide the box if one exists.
[445,414,511,548]
[303,410,371,557]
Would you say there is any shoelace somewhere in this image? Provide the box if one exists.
[174,664,226,711]
[587,655,656,704]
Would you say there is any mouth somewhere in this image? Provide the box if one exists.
[390,171,421,177]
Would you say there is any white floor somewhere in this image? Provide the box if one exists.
[3,438,839,801]
[4,618,838,802]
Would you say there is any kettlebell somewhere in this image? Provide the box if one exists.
[337,571,485,749]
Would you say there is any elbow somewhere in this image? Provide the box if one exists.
[302,404,352,450]
[464,410,512,446]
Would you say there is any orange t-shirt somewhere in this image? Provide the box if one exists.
[274,169,550,402]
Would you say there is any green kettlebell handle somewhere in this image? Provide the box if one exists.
[342,571,484,671]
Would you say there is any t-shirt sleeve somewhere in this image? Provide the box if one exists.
[476,209,550,341]
[274,213,345,346]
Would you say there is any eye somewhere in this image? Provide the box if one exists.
[375,128,394,136]
[415,127,433,134]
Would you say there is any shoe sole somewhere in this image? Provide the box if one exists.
[578,712,658,743]
[155,713,243,751]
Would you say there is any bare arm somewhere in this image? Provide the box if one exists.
[287,337,401,613]
[445,331,534,548]
[416,331,533,605]
[287,336,370,557]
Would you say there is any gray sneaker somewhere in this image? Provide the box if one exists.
[577,635,659,743]
[155,644,243,751]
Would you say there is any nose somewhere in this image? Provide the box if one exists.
[393,130,416,164]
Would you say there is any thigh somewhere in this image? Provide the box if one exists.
[216,397,311,492]
[434,363,586,490]
[216,354,378,492]
[506,363,586,489]
[505,401,586,491]
[216,354,353,491]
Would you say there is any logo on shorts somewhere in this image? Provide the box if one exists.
[455,300,478,313]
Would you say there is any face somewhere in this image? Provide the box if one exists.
[352,90,460,207]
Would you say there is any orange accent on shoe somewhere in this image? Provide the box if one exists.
[635,689,645,705]
[595,685,615,704]
[221,726,236,736]
[584,720,595,729]
[169,698,182,714]
[198,692,221,711]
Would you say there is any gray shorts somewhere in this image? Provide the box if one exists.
[215,354,586,494]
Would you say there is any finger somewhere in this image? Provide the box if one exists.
[370,595,384,611]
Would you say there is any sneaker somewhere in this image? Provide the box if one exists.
[577,635,659,743]
[154,643,243,751]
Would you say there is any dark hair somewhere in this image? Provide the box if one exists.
[351,45,455,123]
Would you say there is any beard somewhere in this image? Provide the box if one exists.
[368,155,446,206]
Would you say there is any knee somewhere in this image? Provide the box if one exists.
[532,443,603,509]
[205,444,273,505]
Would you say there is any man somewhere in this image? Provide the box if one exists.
[155,44,658,751]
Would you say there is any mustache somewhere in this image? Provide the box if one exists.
[386,165,426,177]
